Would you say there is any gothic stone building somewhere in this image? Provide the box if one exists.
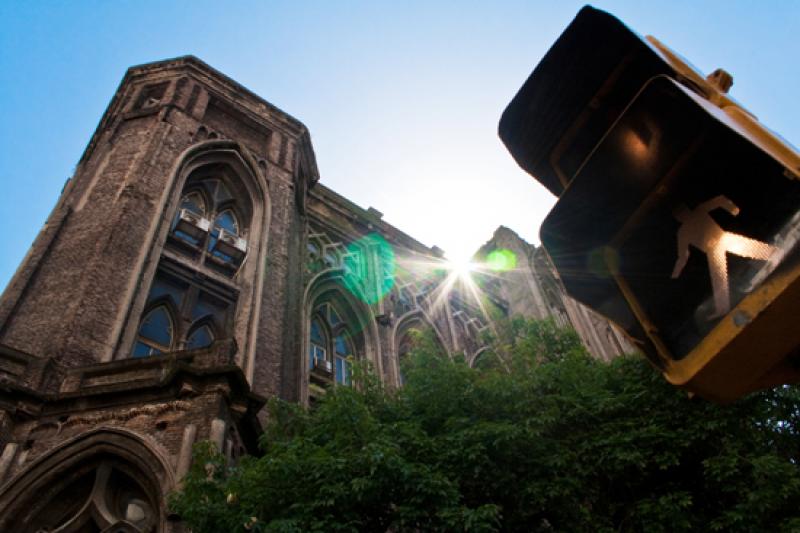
[476,226,634,363]
[0,57,629,532]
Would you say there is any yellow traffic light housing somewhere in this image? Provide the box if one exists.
[500,6,800,402]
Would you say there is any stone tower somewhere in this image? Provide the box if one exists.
[0,56,321,532]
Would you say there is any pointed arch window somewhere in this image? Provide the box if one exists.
[131,269,231,357]
[181,191,207,216]
[133,305,174,357]
[309,302,356,386]
[186,324,215,351]
[209,208,241,262]
[13,460,159,533]
[214,209,239,235]
[171,175,249,274]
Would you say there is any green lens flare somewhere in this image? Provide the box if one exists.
[587,246,616,279]
[343,233,396,304]
[486,249,517,272]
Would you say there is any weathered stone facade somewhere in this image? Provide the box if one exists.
[476,226,635,361]
[0,56,630,531]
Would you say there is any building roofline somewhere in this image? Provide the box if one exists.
[309,183,443,257]
[124,55,308,133]
[76,56,318,187]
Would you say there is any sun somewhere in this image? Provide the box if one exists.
[445,255,476,280]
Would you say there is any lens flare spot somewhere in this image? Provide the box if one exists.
[446,257,475,278]
[343,233,396,304]
[486,249,517,272]
[587,247,616,278]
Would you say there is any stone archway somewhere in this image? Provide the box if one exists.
[392,310,449,386]
[0,428,174,533]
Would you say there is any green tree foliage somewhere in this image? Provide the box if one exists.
[171,318,800,532]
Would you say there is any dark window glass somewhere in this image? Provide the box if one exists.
[139,307,172,346]
[309,319,328,370]
[310,320,325,344]
[310,304,356,385]
[171,176,247,273]
[134,306,173,357]
[335,335,349,356]
[180,192,207,216]
[186,325,214,350]
[133,341,158,358]
[329,307,342,328]
[148,278,187,308]
[215,210,239,235]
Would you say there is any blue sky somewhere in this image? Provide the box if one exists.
[0,0,798,292]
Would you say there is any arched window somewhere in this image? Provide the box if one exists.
[214,208,239,235]
[209,208,240,261]
[186,323,215,351]
[133,305,174,357]
[171,176,249,274]
[181,190,207,216]
[131,270,230,357]
[309,303,355,386]
[124,146,269,369]
[8,460,159,533]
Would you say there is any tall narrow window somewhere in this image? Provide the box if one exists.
[334,334,353,385]
[308,302,357,386]
[133,306,174,357]
[127,153,265,364]
[309,319,328,370]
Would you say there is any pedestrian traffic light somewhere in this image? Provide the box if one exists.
[500,6,800,402]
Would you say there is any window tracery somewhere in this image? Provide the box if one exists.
[131,269,229,357]
[123,145,269,374]
[27,461,158,533]
[171,176,248,274]
[306,232,347,275]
